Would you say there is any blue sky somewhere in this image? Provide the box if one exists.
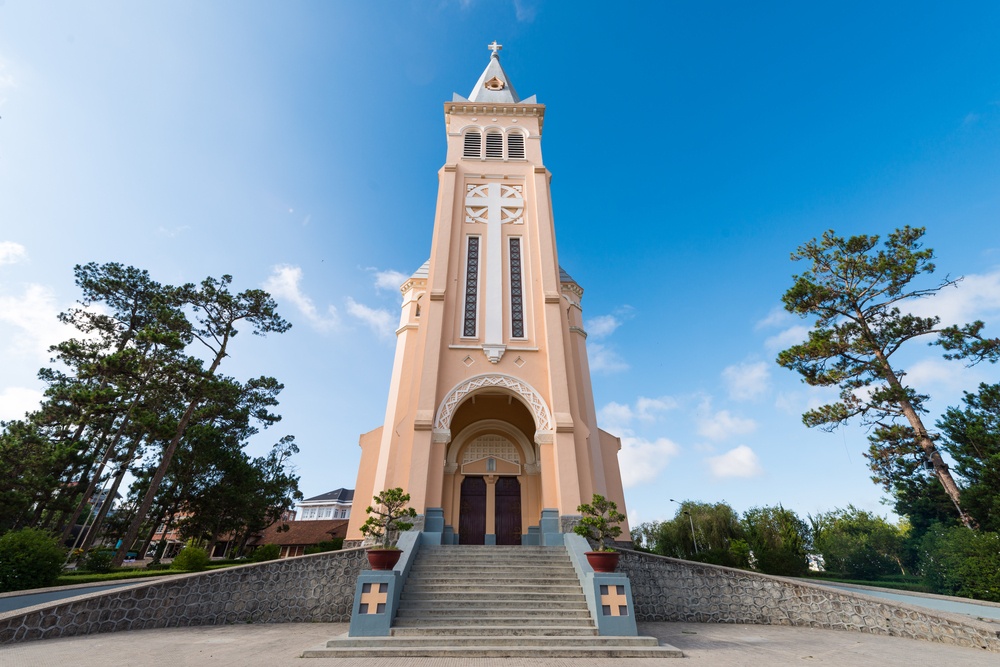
[2,1,999,528]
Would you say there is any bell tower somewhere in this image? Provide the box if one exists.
[347,43,630,545]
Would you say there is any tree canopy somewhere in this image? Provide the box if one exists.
[777,227,998,528]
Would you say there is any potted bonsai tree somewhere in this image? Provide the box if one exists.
[574,493,626,572]
[359,487,418,570]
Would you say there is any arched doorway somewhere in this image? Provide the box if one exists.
[459,477,487,544]
[495,476,522,545]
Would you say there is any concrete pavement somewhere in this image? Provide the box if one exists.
[0,621,996,666]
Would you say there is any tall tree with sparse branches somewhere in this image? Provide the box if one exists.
[777,227,999,529]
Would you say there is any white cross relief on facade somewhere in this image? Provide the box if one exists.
[465,183,524,363]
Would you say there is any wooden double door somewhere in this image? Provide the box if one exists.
[458,476,522,545]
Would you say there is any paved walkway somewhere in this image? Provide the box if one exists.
[0,622,995,666]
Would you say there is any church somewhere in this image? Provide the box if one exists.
[346,43,630,546]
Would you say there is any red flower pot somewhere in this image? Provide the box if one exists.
[367,548,402,570]
[585,550,620,573]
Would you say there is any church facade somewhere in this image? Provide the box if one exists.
[346,44,629,545]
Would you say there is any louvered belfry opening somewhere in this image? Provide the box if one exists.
[485,131,503,159]
[463,131,482,158]
[507,132,525,159]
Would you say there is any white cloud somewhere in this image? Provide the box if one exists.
[696,408,757,441]
[618,435,682,487]
[0,283,67,358]
[0,241,27,265]
[346,297,395,339]
[263,265,339,331]
[755,306,794,330]
[905,269,1000,327]
[722,361,772,401]
[598,396,677,432]
[0,387,43,421]
[156,225,190,238]
[902,358,986,392]
[586,314,621,339]
[513,0,537,22]
[706,445,764,478]
[372,269,408,292]
[765,325,810,353]
[587,342,629,374]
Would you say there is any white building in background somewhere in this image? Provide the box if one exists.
[298,488,354,520]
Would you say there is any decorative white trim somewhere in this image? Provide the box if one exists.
[445,419,538,468]
[435,373,553,433]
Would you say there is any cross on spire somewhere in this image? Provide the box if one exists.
[488,40,502,57]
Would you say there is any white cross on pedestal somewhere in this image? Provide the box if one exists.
[465,183,524,363]
[488,41,503,56]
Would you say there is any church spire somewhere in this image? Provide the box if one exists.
[460,41,525,104]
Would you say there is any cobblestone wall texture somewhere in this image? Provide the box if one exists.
[620,549,1000,652]
[0,547,367,644]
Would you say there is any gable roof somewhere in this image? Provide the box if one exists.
[251,519,349,547]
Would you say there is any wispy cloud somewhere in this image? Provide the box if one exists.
[755,306,794,330]
[905,269,1000,327]
[513,0,537,22]
[585,306,634,340]
[587,342,629,373]
[619,435,682,487]
[696,404,757,441]
[0,283,68,358]
[263,265,339,331]
[0,241,27,265]
[371,268,408,292]
[765,325,810,354]
[0,386,43,422]
[346,297,395,339]
[722,361,772,401]
[706,445,764,478]
[156,225,190,238]
[598,396,678,432]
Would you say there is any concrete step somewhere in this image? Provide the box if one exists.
[334,634,656,646]
[397,600,589,612]
[303,643,685,659]
[405,573,578,582]
[390,628,596,637]
[402,584,582,594]
[396,607,592,619]
[401,591,586,602]
[393,616,594,627]
[409,563,576,571]
[390,626,599,637]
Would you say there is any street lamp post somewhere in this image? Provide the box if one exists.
[670,498,699,554]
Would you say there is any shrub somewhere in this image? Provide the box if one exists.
[171,545,210,571]
[0,528,67,592]
[919,525,1000,602]
[145,561,172,571]
[81,548,116,573]
[304,538,343,555]
[250,543,281,562]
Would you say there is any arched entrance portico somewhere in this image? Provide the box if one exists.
[442,406,542,544]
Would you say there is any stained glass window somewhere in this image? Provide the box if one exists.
[463,236,480,337]
[510,237,524,338]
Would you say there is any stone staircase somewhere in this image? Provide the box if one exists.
[304,544,682,658]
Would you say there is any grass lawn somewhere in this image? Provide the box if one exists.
[803,572,932,593]
[56,561,248,587]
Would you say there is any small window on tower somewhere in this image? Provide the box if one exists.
[463,131,482,158]
[485,132,503,159]
[507,132,525,159]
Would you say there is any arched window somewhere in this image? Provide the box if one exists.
[507,132,525,159]
[485,131,503,159]
[463,131,482,158]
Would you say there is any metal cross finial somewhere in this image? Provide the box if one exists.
[488,41,502,56]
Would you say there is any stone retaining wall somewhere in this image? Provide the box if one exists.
[619,549,1000,652]
[0,547,367,644]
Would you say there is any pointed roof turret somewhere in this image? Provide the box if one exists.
[453,41,536,104]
